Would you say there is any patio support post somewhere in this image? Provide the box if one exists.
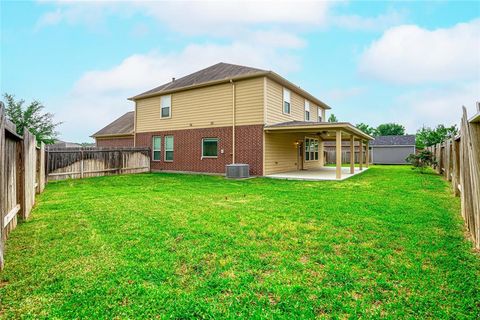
[359,140,364,171]
[366,141,370,168]
[336,130,342,180]
[350,135,355,174]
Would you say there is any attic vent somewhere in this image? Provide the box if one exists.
[226,164,250,179]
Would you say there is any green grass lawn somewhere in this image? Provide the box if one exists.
[1,166,479,319]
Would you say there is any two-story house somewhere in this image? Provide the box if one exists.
[92,63,372,179]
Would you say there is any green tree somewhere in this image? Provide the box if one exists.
[2,93,61,144]
[328,114,338,123]
[375,123,405,136]
[356,123,376,136]
[415,125,458,149]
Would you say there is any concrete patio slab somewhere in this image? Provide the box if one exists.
[265,166,369,181]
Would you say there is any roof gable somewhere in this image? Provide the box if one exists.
[92,111,134,137]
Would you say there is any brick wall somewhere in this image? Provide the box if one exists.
[135,125,263,175]
[96,136,134,148]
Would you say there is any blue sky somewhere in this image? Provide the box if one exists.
[1,0,479,142]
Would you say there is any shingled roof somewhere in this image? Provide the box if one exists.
[132,62,267,99]
[91,111,134,137]
[370,135,416,146]
[129,62,331,109]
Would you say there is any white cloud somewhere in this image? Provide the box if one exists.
[332,10,406,31]
[36,1,331,35]
[36,8,63,28]
[36,1,406,35]
[138,1,330,35]
[57,40,301,141]
[359,19,480,84]
[35,1,123,30]
[390,81,480,132]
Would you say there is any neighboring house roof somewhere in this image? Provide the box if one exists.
[129,62,331,109]
[91,111,135,138]
[370,135,416,146]
[48,140,82,148]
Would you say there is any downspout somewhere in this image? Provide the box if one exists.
[133,100,137,147]
[230,79,236,164]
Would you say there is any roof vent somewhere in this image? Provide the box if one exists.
[226,164,250,179]
[172,77,175,82]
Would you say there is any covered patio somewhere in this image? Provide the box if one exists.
[266,166,368,181]
[264,121,374,180]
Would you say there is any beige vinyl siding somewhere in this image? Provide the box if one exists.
[234,77,264,126]
[265,78,325,125]
[136,78,264,133]
[264,132,324,175]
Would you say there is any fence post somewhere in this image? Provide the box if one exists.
[120,150,124,174]
[452,139,460,196]
[0,104,5,270]
[80,149,84,179]
[16,130,25,220]
[36,142,45,193]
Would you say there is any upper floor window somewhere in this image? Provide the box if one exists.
[283,88,291,115]
[318,108,323,122]
[161,95,171,118]
[164,136,174,161]
[304,100,310,121]
[152,136,161,161]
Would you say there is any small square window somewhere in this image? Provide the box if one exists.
[202,138,218,158]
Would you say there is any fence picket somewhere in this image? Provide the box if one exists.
[429,107,480,249]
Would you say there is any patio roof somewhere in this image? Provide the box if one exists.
[264,121,374,141]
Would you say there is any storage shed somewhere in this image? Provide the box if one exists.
[370,135,416,164]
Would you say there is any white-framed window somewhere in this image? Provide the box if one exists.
[305,137,319,161]
[164,136,174,161]
[152,136,161,161]
[283,88,291,114]
[318,108,323,122]
[202,138,218,158]
[160,95,171,118]
[304,100,310,121]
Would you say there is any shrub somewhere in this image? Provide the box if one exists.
[406,150,437,173]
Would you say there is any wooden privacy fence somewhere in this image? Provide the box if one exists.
[46,147,150,181]
[0,107,151,269]
[427,106,480,249]
[325,150,371,165]
[0,105,46,270]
